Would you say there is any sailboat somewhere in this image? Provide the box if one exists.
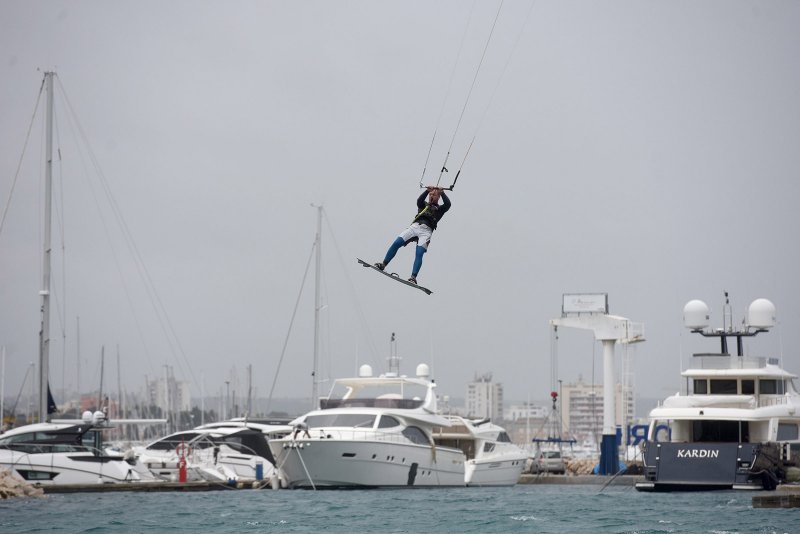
[0,72,162,485]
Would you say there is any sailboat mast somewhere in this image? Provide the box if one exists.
[38,71,55,423]
[246,364,252,416]
[311,205,322,409]
[76,316,80,412]
[116,345,122,418]
[98,345,105,411]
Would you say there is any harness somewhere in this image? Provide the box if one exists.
[412,204,440,230]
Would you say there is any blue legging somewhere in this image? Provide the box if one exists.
[383,238,427,276]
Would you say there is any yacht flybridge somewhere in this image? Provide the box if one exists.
[636,297,800,491]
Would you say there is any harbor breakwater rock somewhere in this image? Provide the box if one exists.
[0,468,44,499]
[565,458,643,475]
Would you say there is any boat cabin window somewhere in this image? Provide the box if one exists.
[497,431,511,443]
[741,380,755,395]
[693,379,707,394]
[709,380,737,394]
[777,423,799,441]
[483,442,496,453]
[401,426,429,445]
[305,413,376,429]
[0,432,37,445]
[377,415,401,428]
[759,379,785,395]
[692,420,749,442]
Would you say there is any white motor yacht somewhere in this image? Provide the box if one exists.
[0,421,146,485]
[636,297,800,491]
[134,426,274,482]
[193,418,293,483]
[268,363,466,488]
[432,416,527,486]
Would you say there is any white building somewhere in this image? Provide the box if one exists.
[560,379,634,442]
[144,367,191,415]
[504,402,547,422]
[466,373,503,422]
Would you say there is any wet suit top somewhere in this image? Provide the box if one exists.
[413,190,451,230]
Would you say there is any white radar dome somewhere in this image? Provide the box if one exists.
[683,300,710,330]
[747,298,776,329]
[416,363,430,378]
[82,410,93,424]
[92,410,106,424]
[358,364,373,377]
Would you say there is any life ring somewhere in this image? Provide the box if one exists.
[175,443,191,457]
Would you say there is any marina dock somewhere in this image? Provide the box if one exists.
[752,486,800,508]
[40,479,271,494]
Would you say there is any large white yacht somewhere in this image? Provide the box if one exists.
[636,297,800,491]
[0,420,149,485]
[432,415,527,486]
[268,363,466,488]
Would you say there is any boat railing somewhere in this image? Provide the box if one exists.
[659,394,790,409]
[691,354,775,369]
[758,395,789,408]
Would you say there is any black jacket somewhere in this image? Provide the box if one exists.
[413,190,451,230]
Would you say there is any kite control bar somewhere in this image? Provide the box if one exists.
[419,169,459,191]
[419,135,473,191]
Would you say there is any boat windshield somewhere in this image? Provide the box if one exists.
[319,381,427,410]
[0,428,92,454]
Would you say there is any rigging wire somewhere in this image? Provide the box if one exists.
[322,209,382,369]
[56,76,193,385]
[0,77,45,238]
[266,241,316,412]
[53,81,159,381]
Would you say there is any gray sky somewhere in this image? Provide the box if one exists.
[1,1,799,410]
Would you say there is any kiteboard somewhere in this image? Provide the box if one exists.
[357,258,432,295]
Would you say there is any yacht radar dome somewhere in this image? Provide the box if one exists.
[82,410,93,424]
[683,300,710,330]
[416,363,430,378]
[747,298,776,329]
[358,364,373,378]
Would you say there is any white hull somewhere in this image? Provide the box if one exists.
[136,448,269,482]
[465,456,526,486]
[271,439,465,488]
[432,415,527,486]
[0,451,141,485]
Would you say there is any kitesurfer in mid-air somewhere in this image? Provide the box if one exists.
[374,186,451,284]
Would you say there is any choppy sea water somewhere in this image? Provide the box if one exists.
[1,484,796,533]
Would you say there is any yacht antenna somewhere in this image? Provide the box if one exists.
[723,291,732,333]
[387,332,401,376]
